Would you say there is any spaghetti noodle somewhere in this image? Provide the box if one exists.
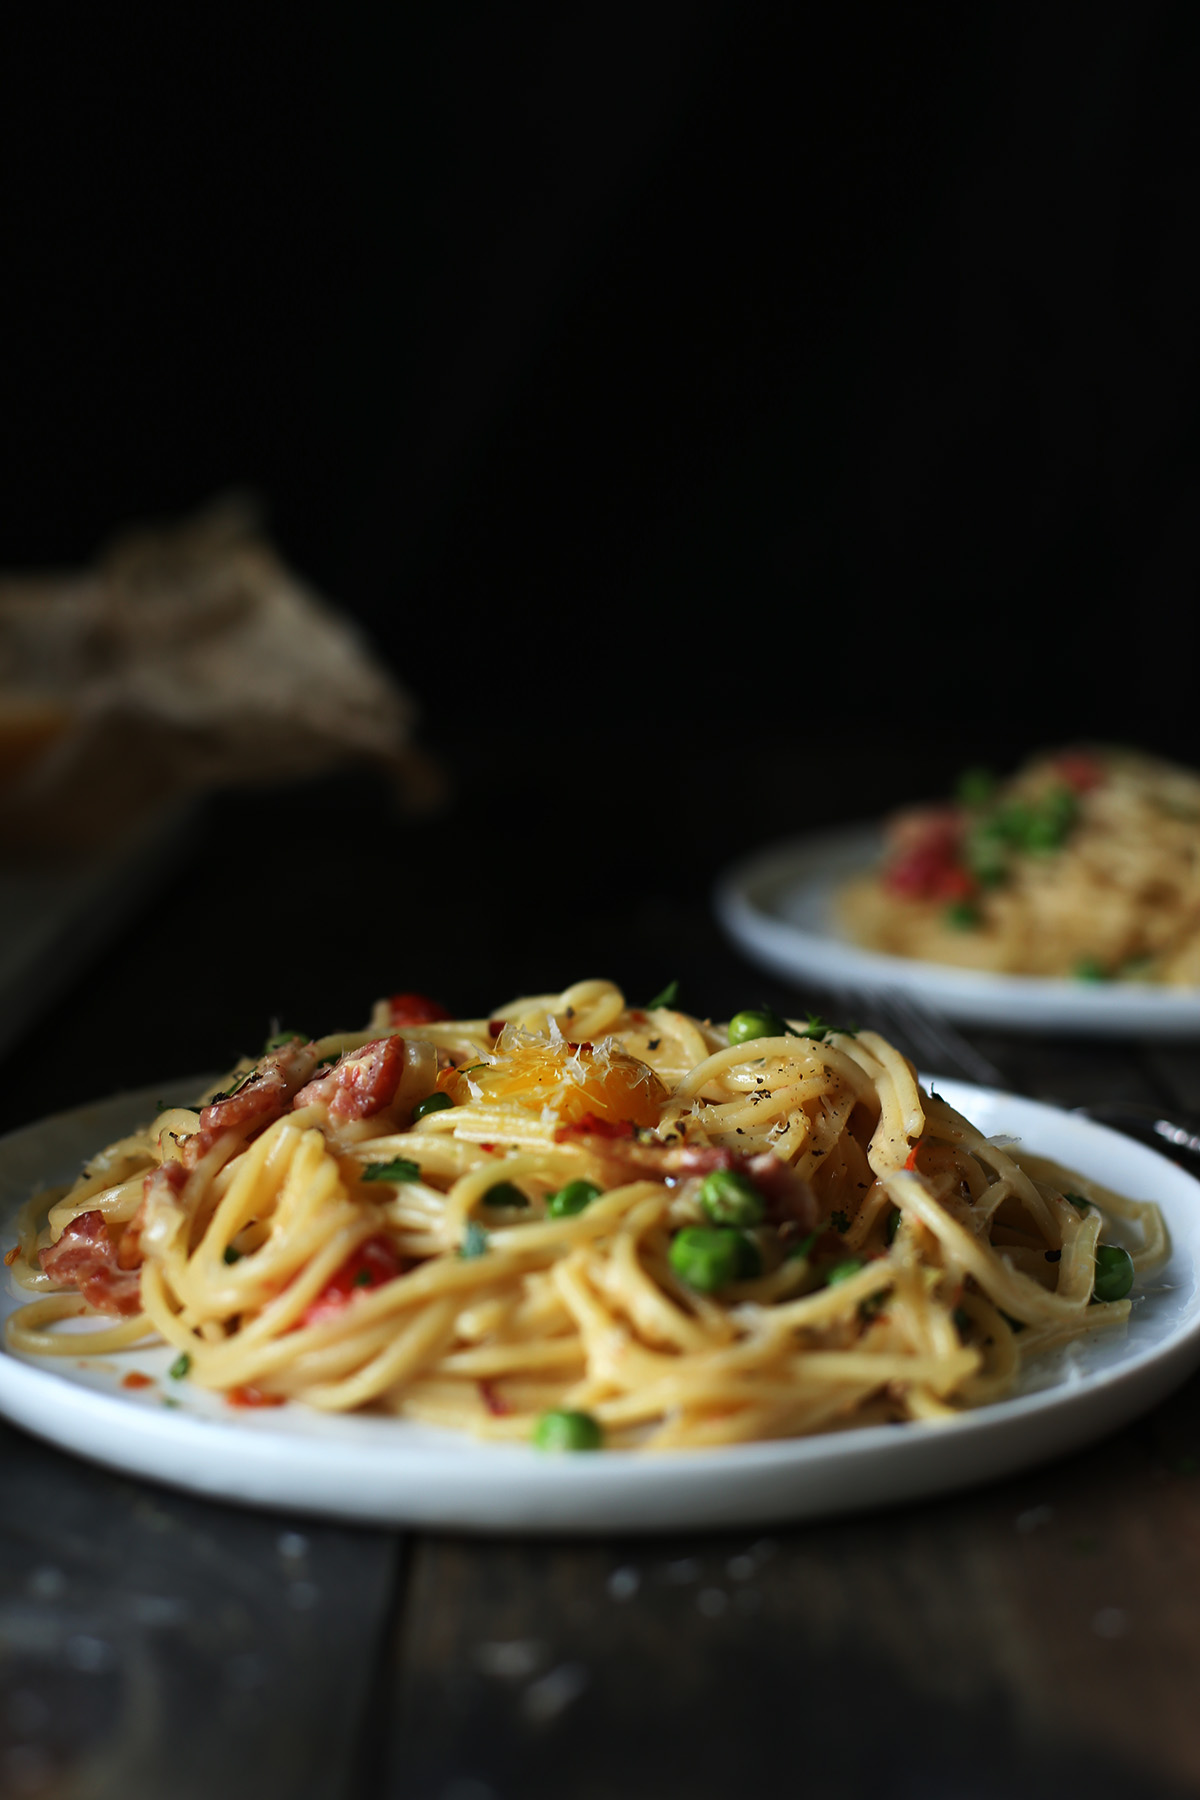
[3,978,1166,1448]
[841,745,1200,982]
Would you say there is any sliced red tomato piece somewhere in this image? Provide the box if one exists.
[301,1236,405,1328]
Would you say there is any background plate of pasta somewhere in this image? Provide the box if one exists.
[716,746,1200,1035]
[2,978,1199,1533]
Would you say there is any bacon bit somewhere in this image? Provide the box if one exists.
[39,1212,143,1315]
[121,1371,154,1389]
[675,1145,736,1175]
[3,1245,18,1266]
[300,1236,405,1328]
[1054,750,1105,792]
[478,1378,512,1417]
[388,992,452,1028]
[226,1385,287,1408]
[293,1037,405,1120]
[119,1160,188,1270]
[487,1019,507,1037]
[186,1039,320,1164]
[555,1113,636,1142]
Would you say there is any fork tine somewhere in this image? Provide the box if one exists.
[832,984,1009,1089]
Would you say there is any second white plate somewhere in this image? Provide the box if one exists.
[715,825,1200,1037]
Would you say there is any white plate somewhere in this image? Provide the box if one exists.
[715,824,1200,1037]
[3,1078,1200,1535]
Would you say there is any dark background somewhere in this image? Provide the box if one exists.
[2,3,1197,756]
[1,1,1199,1096]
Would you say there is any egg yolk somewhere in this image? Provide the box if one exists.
[452,1034,666,1129]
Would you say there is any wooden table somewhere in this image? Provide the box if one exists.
[3,743,1199,1800]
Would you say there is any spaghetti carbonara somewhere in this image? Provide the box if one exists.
[3,978,1166,1449]
[841,745,1200,982]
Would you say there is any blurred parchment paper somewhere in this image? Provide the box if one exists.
[0,497,443,853]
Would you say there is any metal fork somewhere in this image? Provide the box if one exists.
[829,983,1009,1089]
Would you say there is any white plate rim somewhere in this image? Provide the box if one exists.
[2,1076,1200,1534]
[714,823,1200,1036]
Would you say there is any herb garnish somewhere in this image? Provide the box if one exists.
[646,979,681,1010]
[459,1221,490,1260]
[207,1068,260,1105]
[362,1158,422,1185]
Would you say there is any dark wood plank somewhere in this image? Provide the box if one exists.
[0,1418,401,1800]
[378,1382,1200,1800]
[967,1029,1165,1109]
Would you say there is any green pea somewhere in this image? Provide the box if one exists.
[412,1091,453,1120]
[669,1226,744,1292]
[1093,1244,1134,1303]
[727,1008,788,1046]
[697,1167,765,1227]
[482,1181,529,1209]
[546,1179,602,1218]
[533,1409,604,1452]
[825,1258,864,1286]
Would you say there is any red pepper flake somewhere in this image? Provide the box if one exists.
[487,1019,507,1037]
[227,1385,287,1408]
[3,1244,18,1266]
[904,1142,921,1171]
[478,1378,511,1417]
[121,1371,154,1389]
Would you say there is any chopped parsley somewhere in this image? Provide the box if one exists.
[207,1068,260,1105]
[362,1158,422,1185]
[1073,956,1109,983]
[828,1210,851,1234]
[796,1013,857,1042]
[459,1221,490,1260]
[168,1353,191,1380]
[646,979,681,1010]
[944,900,981,931]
